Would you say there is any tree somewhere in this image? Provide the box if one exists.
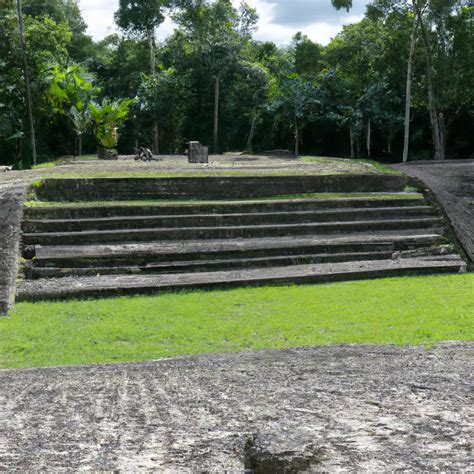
[1,0,473,166]
[173,0,258,153]
[0,0,74,166]
[372,0,473,160]
[16,0,37,165]
[238,61,271,152]
[414,0,473,159]
[115,0,172,154]
[138,68,184,152]
[292,33,323,75]
[271,74,321,156]
[47,65,97,156]
[89,98,135,158]
[331,0,353,10]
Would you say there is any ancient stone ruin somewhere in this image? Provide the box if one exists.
[187,141,209,163]
[12,174,467,303]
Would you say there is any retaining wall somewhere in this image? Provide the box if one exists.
[0,187,25,314]
[35,175,410,202]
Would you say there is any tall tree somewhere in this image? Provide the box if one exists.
[402,3,419,162]
[173,0,258,153]
[271,74,321,156]
[16,0,37,165]
[414,0,473,160]
[292,33,323,76]
[115,0,171,154]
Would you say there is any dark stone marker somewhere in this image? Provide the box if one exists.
[188,141,208,164]
[98,146,118,160]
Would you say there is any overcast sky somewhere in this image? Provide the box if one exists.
[79,0,370,46]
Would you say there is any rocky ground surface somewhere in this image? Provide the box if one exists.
[0,185,25,313]
[393,160,474,263]
[0,343,472,471]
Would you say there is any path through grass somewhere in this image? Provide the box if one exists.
[1,274,472,369]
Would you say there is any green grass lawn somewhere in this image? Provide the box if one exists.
[1,274,472,369]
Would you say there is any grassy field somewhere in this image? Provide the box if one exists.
[1,274,472,369]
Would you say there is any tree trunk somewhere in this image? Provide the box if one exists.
[148,29,156,76]
[148,28,159,155]
[246,111,257,152]
[439,112,447,160]
[349,125,355,159]
[402,8,419,163]
[16,136,23,169]
[387,132,392,154]
[151,123,159,155]
[213,75,220,154]
[16,0,37,166]
[366,118,371,159]
[416,5,445,161]
[294,119,299,156]
[424,60,443,160]
[77,134,82,157]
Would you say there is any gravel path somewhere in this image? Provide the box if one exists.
[393,160,474,262]
[0,343,472,471]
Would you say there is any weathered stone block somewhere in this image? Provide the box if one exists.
[98,146,118,160]
[34,175,411,202]
[188,141,208,164]
[0,187,25,315]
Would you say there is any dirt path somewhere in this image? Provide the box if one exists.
[0,343,472,471]
[393,160,474,262]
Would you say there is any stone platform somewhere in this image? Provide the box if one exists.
[0,155,470,307]
[18,172,466,302]
[0,343,472,471]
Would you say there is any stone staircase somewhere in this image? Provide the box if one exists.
[17,176,467,301]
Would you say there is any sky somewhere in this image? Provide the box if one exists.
[79,0,370,46]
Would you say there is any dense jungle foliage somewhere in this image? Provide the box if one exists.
[0,0,473,167]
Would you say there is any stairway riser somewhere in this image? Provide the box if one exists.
[23,209,436,233]
[31,238,444,268]
[23,221,443,246]
[34,175,410,201]
[16,265,463,302]
[23,199,425,219]
[27,252,403,278]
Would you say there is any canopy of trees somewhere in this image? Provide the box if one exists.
[0,0,472,167]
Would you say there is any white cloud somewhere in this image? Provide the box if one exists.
[79,0,366,46]
[244,0,365,45]
[79,0,119,39]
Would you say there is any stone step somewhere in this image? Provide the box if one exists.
[26,247,457,279]
[23,206,436,233]
[33,175,410,201]
[25,251,399,278]
[22,217,443,246]
[30,233,445,268]
[23,196,425,219]
[16,255,466,301]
